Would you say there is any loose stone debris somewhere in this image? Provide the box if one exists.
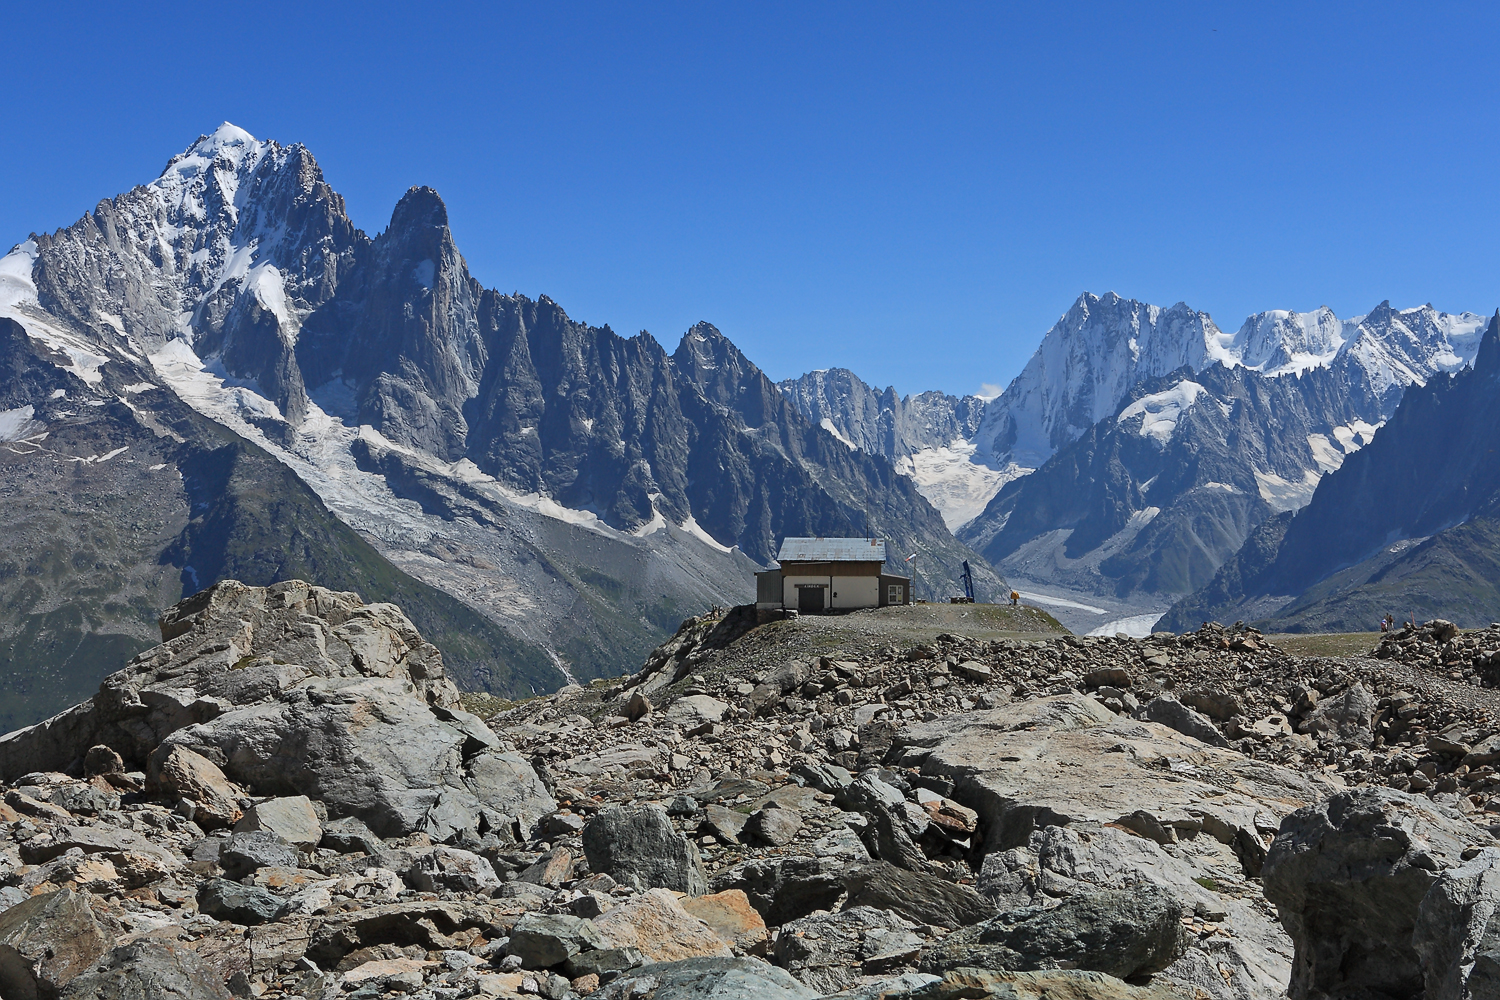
[3,588,1500,999]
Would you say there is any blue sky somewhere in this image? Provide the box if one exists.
[3,2,1497,396]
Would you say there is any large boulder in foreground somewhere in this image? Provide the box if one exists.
[157,677,554,840]
[0,889,113,1000]
[895,694,1337,1000]
[1414,848,1500,1000]
[0,580,554,842]
[1262,787,1491,1000]
[978,822,1293,1000]
[0,580,461,779]
[893,694,1339,867]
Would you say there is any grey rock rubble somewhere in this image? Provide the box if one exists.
[3,591,1500,998]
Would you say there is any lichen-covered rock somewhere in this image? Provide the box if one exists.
[0,889,112,1000]
[58,939,231,1000]
[593,888,733,963]
[773,906,923,994]
[682,890,769,956]
[507,912,606,969]
[842,861,995,929]
[591,957,819,999]
[197,879,288,925]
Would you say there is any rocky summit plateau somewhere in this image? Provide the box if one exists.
[3,583,1500,999]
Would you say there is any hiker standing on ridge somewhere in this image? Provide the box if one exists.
[1010,590,1020,607]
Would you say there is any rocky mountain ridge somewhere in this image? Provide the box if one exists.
[1163,312,1500,633]
[775,369,987,463]
[3,585,1500,998]
[778,292,1483,619]
[972,291,1485,474]
[0,123,1000,723]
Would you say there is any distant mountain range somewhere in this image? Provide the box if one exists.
[777,292,1488,626]
[3,123,1494,730]
[1161,312,1500,633]
[0,124,998,729]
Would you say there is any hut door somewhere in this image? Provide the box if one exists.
[798,586,825,613]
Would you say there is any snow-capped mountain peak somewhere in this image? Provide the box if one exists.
[1208,306,1347,375]
[9,124,364,424]
[971,291,1220,470]
[972,292,1484,473]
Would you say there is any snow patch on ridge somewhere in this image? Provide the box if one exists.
[1,243,112,385]
[1255,469,1322,512]
[820,418,856,450]
[0,241,37,312]
[1117,381,1207,446]
[680,515,733,553]
[897,439,1027,530]
[246,265,293,333]
[0,406,41,442]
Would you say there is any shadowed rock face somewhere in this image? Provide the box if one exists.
[1263,787,1492,1000]
[1415,848,1500,1000]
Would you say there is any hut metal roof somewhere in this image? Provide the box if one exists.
[777,537,886,563]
